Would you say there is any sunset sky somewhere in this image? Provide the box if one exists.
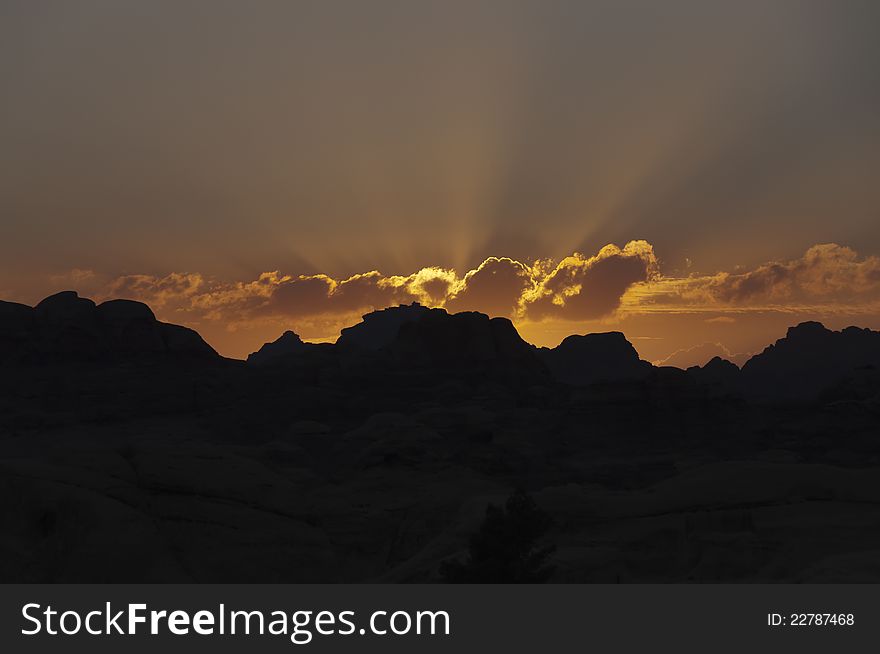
[2,1,879,364]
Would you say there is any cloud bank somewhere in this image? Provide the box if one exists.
[45,241,880,359]
[621,244,880,315]
[94,240,659,329]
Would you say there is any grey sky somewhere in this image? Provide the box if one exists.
[2,0,879,298]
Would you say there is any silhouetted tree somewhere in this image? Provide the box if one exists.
[441,489,555,583]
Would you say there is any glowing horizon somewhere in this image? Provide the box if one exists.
[8,241,878,368]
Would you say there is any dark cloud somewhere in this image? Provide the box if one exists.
[620,244,880,314]
[521,241,659,320]
[446,257,534,317]
[708,244,880,304]
[89,241,657,331]
[109,272,205,308]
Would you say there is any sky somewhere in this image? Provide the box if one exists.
[2,1,879,364]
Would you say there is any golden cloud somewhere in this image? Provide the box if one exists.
[95,241,658,331]
[520,241,659,320]
[621,243,880,315]
[446,257,536,317]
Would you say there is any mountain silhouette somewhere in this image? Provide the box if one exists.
[741,321,880,400]
[0,291,218,364]
[257,304,655,383]
[539,332,652,385]
[389,310,544,375]
[2,292,880,583]
[687,356,741,395]
[336,302,434,351]
[247,330,311,365]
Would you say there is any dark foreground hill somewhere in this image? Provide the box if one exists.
[0,295,879,582]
